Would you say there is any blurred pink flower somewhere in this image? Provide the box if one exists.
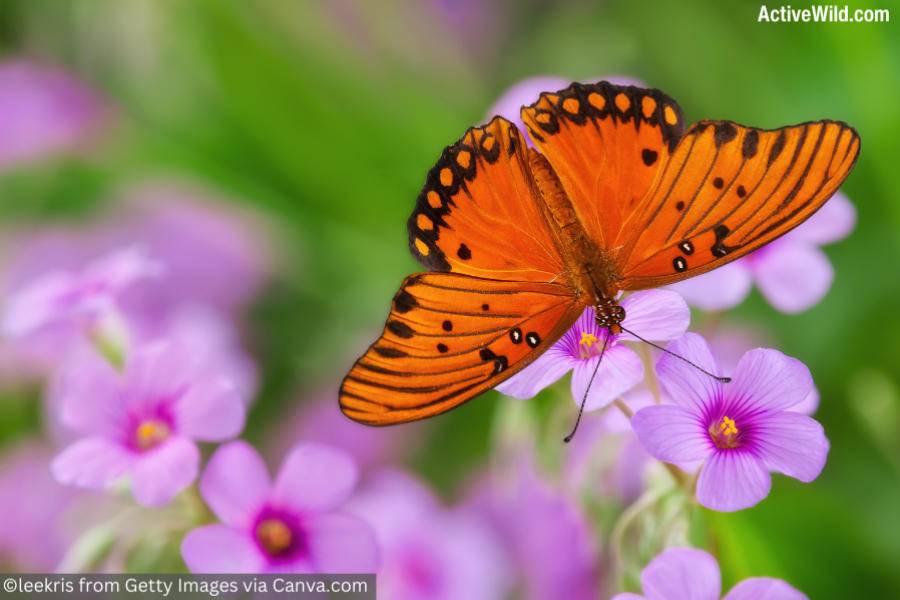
[0,440,76,570]
[347,469,510,600]
[565,387,655,504]
[182,441,378,574]
[613,546,807,600]
[137,305,259,403]
[0,60,109,171]
[1,245,161,340]
[471,459,602,600]
[498,290,689,411]
[669,192,855,313]
[632,334,828,511]
[2,181,275,323]
[51,342,246,506]
[112,183,276,320]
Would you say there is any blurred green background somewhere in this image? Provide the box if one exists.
[0,0,898,596]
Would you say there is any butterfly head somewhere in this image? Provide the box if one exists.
[594,298,626,335]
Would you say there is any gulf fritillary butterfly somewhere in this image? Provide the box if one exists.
[340,80,860,426]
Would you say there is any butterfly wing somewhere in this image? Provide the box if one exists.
[407,116,566,282]
[618,119,860,288]
[344,116,583,425]
[520,81,685,251]
[340,273,581,425]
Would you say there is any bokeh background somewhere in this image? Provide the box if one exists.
[0,1,898,598]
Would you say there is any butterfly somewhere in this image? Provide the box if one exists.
[339,80,860,426]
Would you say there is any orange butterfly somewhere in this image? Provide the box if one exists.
[339,80,860,426]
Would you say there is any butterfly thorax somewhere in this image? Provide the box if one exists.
[527,150,621,303]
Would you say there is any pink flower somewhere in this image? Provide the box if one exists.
[632,334,828,511]
[2,246,161,340]
[347,469,510,600]
[0,60,109,172]
[613,547,807,600]
[564,387,655,503]
[0,440,76,570]
[181,441,378,574]
[471,459,602,600]
[50,342,246,506]
[113,182,275,319]
[668,192,855,313]
[497,290,689,411]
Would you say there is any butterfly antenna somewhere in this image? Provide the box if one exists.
[564,332,610,443]
[618,325,731,383]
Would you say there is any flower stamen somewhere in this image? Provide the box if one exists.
[256,518,293,556]
[579,332,599,359]
[134,419,170,451]
[710,415,740,449]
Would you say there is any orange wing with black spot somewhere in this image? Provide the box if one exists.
[339,273,581,425]
[520,81,685,253]
[407,116,565,282]
[343,116,582,425]
[618,119,860,288]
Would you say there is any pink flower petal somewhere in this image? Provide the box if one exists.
[619,289,690,342]
[131,437,199,506]
[272,443,358,513]
[181,524,264,573]
[723,577,808,600]
[51,436,133,490]
[571,346,644,411]
[790,388,819,415]
[729,349,813,413]
[122,342,191,411]
[174,377,245,441]
[655,333,723,414]
[697,451,771,512]
[200,441,271,527]
[495,346,573,399]
[787,191,854,245]
[751,242,833,314]
[754,411,828,483]
[53,346,124,435]
[305,513,380,573]
[611,594,647,600]
[632,405,711,463]
[666,261,753,312]
[641,547,721,600]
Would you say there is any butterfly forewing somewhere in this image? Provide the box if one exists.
[339,273,581,425]
[407,116,565,283]
[619,119,860,288]
[520,81,684,252]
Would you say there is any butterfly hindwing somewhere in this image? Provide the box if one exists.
[520,81,685,250]
[619,119,860,288]
[339,272,581,425]
[407,116,565,282]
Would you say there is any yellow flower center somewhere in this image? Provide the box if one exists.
[710,415,740,448]
[256,518,293,556]
[135,419,170,451]
[579,332,600,358]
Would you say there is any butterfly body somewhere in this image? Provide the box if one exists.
[340,80,859,426]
